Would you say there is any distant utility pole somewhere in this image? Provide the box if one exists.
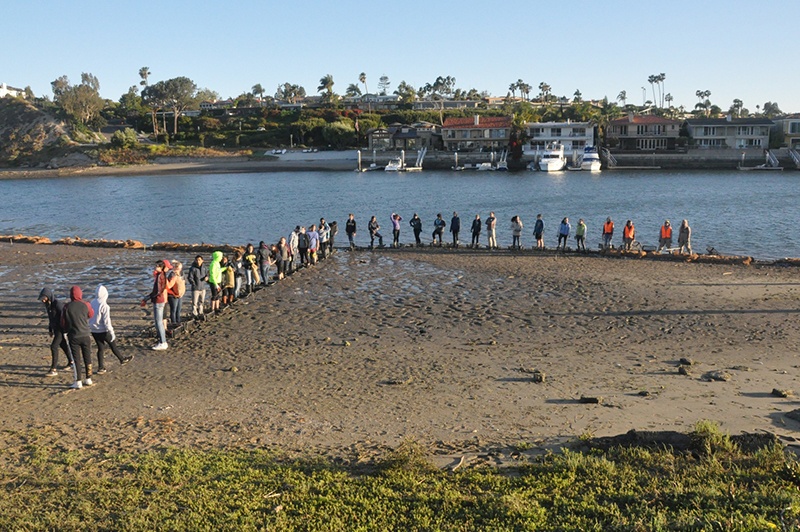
[641,87,646,106]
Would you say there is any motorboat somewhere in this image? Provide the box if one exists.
[384,157,403,172]
[476,162,495,171]
[581,145,602,172]
[538,142,566,172]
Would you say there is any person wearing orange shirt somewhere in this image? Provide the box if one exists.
[622,220,635,250]
[602,217,614,249]
[657,220,673,253]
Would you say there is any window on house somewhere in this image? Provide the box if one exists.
[551,128,561,137]
[790,122,800,134]
[572,128,586,137]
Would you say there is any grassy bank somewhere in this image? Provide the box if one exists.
[2,425,800,531]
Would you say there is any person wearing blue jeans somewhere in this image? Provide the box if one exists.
[143,260,169,350]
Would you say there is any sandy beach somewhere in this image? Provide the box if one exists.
[2,242,800,465]
[0,152,360,180]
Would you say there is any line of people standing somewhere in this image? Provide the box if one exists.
[344,212,692,254]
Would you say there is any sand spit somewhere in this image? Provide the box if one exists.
[2,242,800,465]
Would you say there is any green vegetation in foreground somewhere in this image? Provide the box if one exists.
[2,424,800,530]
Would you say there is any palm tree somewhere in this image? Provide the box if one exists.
[665,93,673,109]
[139,66,150,87]
[518,82,531,101]
[648,75,658,108]
[358,72,368,94]
[318,74,334,95]
[345,83,362,97]
[731,98,743,117]
[359,72,370,112]
[617,90,627,106]
[573,89,582,102]
[658,73,666,108]
[538,82,551,102]
[252,83,265,105]
[508,82,517,100]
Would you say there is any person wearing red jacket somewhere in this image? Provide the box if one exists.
[61,286,95,389]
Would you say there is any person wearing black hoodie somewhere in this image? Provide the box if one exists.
[38,287,74,376]
[61,286,95,389]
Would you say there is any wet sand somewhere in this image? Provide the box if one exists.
[2,242,800,464]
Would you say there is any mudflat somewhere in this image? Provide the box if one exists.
[2,242,800,462]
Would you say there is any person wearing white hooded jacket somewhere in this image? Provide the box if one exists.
[90,285,132,373]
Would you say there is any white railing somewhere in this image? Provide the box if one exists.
[600,147,617,167]
[766,150,780,168]
[789,149,800,169]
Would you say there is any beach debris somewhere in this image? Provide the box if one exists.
[678,366,691,376]
[679,357,694,366]
[579,396,603,404]
[730,365,751,372]
[702,370,731,382]
[772,388,793,398]
[383,376,413,386]
[226,366,239,373]
[519,368,545,382]
[638,390,651,397]
[785,410,800,423]
[344,341,351,347]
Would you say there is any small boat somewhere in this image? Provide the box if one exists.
[384,157,403,172]
[538,142,566,172]
[476,162,495,171]
[495,160,508,171]
[581,146,602,172]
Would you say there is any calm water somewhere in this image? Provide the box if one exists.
[1,169,799,259]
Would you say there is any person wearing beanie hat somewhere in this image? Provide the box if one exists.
[38,287,74,376]
[61,286,95,388]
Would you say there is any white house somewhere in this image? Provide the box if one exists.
[0,82,25,98]
[526,120,595,153]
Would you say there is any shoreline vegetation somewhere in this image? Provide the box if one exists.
[3,424,799,530]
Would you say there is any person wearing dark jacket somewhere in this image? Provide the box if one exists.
[257,241,272,285]
[187,255,209,319]
[450,212,461,248]
[61,286,95,389]
[470,214,482,248]
[38,287,74,376]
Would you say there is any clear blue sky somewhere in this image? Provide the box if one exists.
[3,0,798,113]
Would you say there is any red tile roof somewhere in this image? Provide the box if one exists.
[443,116,512,129]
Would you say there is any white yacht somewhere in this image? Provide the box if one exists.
[581,145,602,172]
[538,142,566,172]
[384,157,403,172]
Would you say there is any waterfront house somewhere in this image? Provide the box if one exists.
[773,114,800,150]
[526,120,595,152]
[606,114,681,150]
[684,116,773,149]
[0,82,25,99]
[367,122,442,151]
[345,93,401,111]
[441,115,512,152]
[413,98,482,111]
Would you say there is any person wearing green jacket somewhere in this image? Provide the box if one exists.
[208,250,223,314]
[575,219,587,252]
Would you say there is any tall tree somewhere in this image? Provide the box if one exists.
[345,83,362,97]
[252,83,265,105]
[141,82,165,136]
[317,74,338,106]
[573,89,582,103]
[377,75,390,95]
[161,76,197,134]
[508,82,517,100]
[538,82,551,102]
[648,75,658,108]
[617,90,627,106]
[394,81,416,104]
[358,72,370,112]
[51,75,70,102]
[57,73,104,127]
[762,101,782,118]
[358,72,368,94]
[139,67,150,87]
